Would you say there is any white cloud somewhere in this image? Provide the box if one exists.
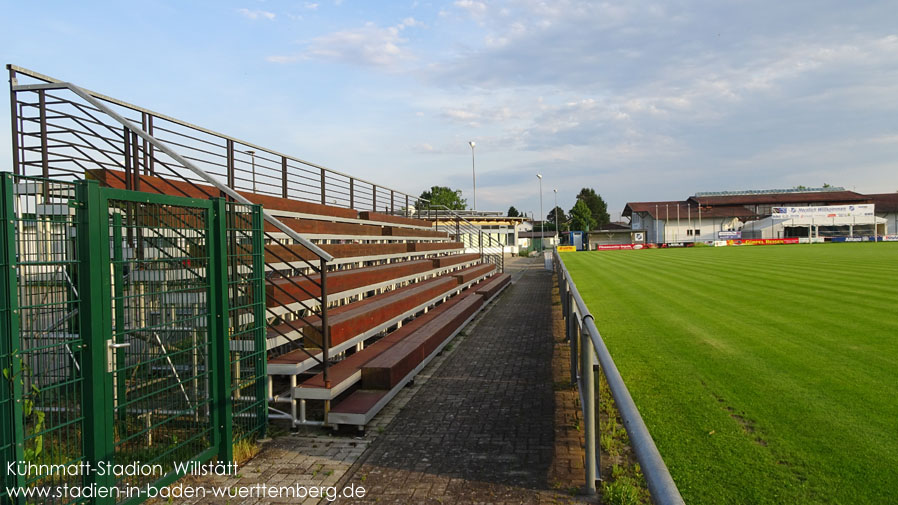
[304,2,319,10]
[237,8,275,20]
[269,21,416,68]
[454,0,487,17]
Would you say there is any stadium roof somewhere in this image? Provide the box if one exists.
[694,186,845,197]
[623,201,755,219]
[867,193,898,213]
[689,190,868,206]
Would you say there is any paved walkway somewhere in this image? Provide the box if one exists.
[151,256,589,504]
[334,257,588,504]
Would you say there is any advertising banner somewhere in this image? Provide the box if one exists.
[595,243,646,251]
[771,204,874,219]
[557,245,577,252]
[726,238,800,246]
[718,231,741,239]
[832,236,893,243]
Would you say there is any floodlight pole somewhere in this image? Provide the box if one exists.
[469,141,476,212]
[537,174,543,252]
[553,188,559,245]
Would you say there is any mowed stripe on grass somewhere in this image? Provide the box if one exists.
[563,243,898,505]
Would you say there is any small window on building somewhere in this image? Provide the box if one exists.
[686,229,693,236]
[694,229,700,235]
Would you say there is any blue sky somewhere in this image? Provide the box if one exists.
[2,1,897,219]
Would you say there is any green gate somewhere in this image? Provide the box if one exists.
[0,175,267,505]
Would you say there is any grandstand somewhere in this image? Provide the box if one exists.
[2,63,511,438]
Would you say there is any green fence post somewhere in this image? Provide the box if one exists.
[76,179,115,505]
[0,173,26,505]
[251,204,268,436]
[209,198,233,463]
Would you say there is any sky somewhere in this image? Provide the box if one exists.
[1,1,897,220]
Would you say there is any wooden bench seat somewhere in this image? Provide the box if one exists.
[266,276,451,342]
[474,273,511,299]
[313,277,458,347]
[263,219,383,237]
[328,390,387,417]
[359,211,431,228]
[266,259,434,306]
[360,293,483,390]
[295,285,480,399]
[265,242,464,263]
[432,253,481,268]
[383,227,449,238]
[452,263,496,284]
[89,169,359,219]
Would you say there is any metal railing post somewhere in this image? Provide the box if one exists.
[568,292,578,386]
[281,156,288,199]
[320,168,326,205]
[7,67,21,176]
[581,318,597,494]
[226,139,235,189]
[320,258,331,423]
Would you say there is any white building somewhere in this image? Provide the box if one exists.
[624,188,882,243]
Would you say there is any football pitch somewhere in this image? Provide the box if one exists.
[562,243,898,505]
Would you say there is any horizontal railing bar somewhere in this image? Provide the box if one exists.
[10,64,421,203]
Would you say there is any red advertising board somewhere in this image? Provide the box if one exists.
[726,238,800,246]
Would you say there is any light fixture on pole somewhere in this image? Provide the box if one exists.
[553,188,559,246]
[246,150,257,193]
[469,141,476,212]
[536,173,543,252]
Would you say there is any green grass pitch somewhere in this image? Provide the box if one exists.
[562,243,898,505]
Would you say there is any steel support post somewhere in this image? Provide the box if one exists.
[7,68,21,176]
[320,258,330,424]
[210,198,234,463]
[581,319,597,495]
[76,179,115,505]
[281,157,288,199]
[320,168,326,205]
[226,139,235,189]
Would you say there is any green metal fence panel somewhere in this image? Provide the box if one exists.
[0,176,266,505]
[97,186,218,504]
[0,173,26,505]
[2,175,85,505]
[225,202,267,443]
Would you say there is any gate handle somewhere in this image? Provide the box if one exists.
[108,342,131,349]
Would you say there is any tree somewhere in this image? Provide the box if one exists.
[419,186,467,210]
[546,206,568,232]
[507,206,521,217]
[576,188,610,229]
[569,199,596,232]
